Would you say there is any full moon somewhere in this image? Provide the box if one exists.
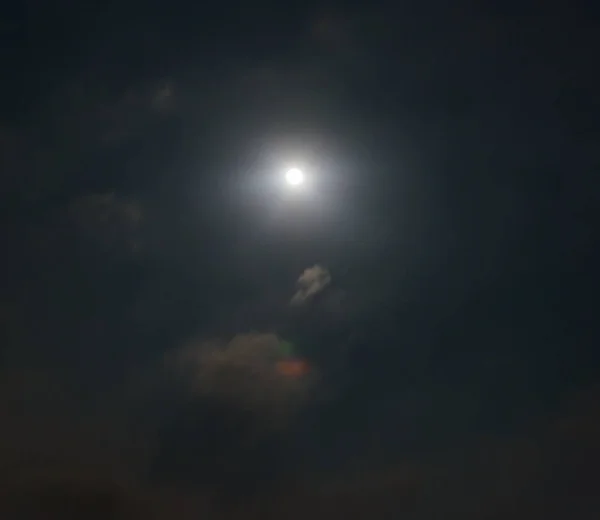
[285,168,304,186]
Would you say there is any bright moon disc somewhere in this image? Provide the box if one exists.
[285,168,304,186]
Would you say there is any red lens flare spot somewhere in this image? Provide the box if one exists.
[275,359,311,378]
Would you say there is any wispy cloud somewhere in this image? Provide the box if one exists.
[290,265,331,306]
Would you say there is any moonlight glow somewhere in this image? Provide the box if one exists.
[285,168,304,186]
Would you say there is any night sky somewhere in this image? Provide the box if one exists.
[1,1,599,518]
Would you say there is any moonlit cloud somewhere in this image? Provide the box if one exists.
[290,265,331,305]
[171,333,316,428]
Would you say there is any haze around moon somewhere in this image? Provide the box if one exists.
[285,168,304,186]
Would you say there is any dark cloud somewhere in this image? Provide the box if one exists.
[135,333,321,493]
[68,193,143,254]
[1,74,180,205]
[3,379,600,519]
[0,369,149,488]
[310,12,355,51]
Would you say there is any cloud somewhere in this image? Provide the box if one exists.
[171,333,316,429]
[68,193,143,254]
[310,11,357,53]
[290,265,331,306]
[0,368,149,487]
[0,72,181,205]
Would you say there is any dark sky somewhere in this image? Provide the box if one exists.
[1,0,599,517]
